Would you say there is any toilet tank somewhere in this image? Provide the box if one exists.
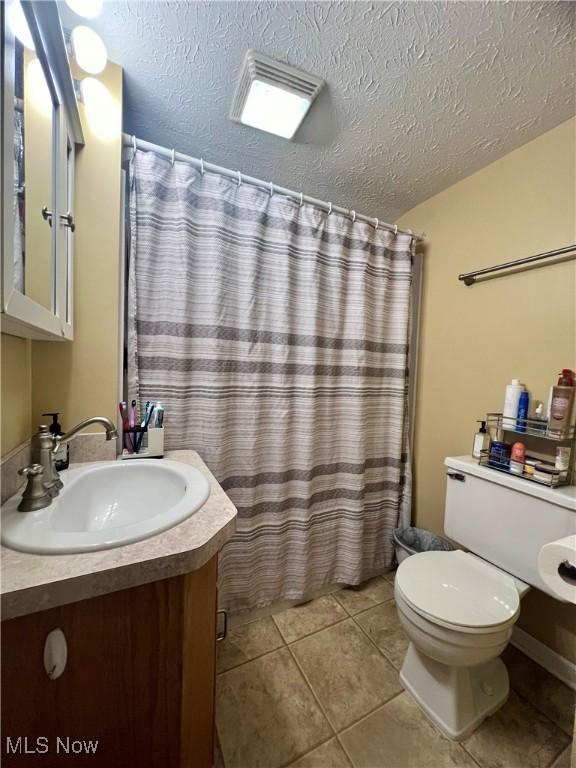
[444,456,576,598]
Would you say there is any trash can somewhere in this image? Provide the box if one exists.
[393,526,455,565]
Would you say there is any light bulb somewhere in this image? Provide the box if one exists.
[6,0,35,50]
[71,25,107,75]
[65,0,103,19]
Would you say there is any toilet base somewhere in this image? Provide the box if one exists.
[399,642,509,741]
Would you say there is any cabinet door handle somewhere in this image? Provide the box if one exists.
[447,472,466,482]
[60,211,76,232]
[42,206,53,226]
[216,610,228,641]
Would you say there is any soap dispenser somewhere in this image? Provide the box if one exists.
[472,420,489,459]
[43,412,69,471]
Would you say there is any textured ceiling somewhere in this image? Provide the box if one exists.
[61,1,575,222]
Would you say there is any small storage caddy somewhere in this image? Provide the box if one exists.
[478,413,575,488]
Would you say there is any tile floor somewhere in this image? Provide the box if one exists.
[215,571,575,768]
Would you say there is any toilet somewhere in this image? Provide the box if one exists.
[395,455,576,741]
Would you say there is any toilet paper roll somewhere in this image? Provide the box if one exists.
[537,536,576,604]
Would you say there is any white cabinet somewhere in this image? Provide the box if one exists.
[1,0,83,340]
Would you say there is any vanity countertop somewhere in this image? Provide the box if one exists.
[1,451,237,621]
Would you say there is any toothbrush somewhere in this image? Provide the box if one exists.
[119,401,131,453]
[136,402,154,453]
[128,400,137,453]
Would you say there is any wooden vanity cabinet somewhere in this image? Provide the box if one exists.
[1,556,218,768]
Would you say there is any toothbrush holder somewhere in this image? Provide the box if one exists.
[120,426,164,459]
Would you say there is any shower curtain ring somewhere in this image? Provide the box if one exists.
[327,202,332,215]
[374,218,379,230]
[237,171,242,187]
[171,148,175,166]
[350,210,356,223]
[269,182,274,197]
[299,192,303,207]
[200,158,205,176]
[131,135,137,159]
[394,224,398,235]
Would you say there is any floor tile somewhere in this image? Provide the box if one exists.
[214,732,225,768]
[355,600,409,670]
[287,738,351,768]
[273,595,348,644]
[463,689,570,768]
[550,745,572,768]
[291,618,402,731]
[502,645,575,735]
[340,691,477,768]
[383,569,397,585]
[217,616,284,673]
[334,576,394,616]
[216,647,332,768]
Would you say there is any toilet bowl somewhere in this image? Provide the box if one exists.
[394,549,527,741]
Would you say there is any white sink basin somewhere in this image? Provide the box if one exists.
[1,459,210,554]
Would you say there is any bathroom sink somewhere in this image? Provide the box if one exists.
[1,459,210,554]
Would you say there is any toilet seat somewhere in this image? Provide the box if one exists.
[396,550,520,632]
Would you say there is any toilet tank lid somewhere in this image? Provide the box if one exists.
[396,550,520,629]
[445,456,576,512]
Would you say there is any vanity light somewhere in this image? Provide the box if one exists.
[64,0,103,19]
[230,50,324,140]
[6,0,35,50]
[71,25,107,74]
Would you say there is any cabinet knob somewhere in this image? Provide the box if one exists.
[60,211,76,232]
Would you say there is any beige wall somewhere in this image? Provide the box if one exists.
[0,60,122,456]
[31,61,123,431]
[398,117,576,661]
[0,336,31,455]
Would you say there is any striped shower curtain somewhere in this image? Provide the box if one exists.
[127,149,414,613]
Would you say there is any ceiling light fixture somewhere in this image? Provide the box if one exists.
[71,25,107,74]
[64,0,103,19]
[230,50,324,140]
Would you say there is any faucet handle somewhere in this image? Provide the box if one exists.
[18,464,51,512]
[19,463,44,478]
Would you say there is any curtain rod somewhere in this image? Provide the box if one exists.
[122,133,423,242]
[458,244,576,285]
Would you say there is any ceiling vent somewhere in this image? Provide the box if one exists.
[230,50,324,140]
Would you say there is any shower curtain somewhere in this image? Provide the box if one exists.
[127,148,414,613]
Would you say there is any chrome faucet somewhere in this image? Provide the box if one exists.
[28,416,118,507]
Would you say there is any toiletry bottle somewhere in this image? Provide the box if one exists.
[510,442,525,475]
[43,412,69,470]
[472,421,489,459]
[516,390,530,433]
[548,369,575,437]
[531,401,547,434]
[503,379,524,429]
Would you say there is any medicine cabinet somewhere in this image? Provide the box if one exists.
[1,0,84,340]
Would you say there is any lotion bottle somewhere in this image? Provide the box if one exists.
[548,369,575,436]
[472,421,489,458]
[503,379,523,429]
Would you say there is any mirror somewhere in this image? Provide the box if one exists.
[10,7,56,311]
